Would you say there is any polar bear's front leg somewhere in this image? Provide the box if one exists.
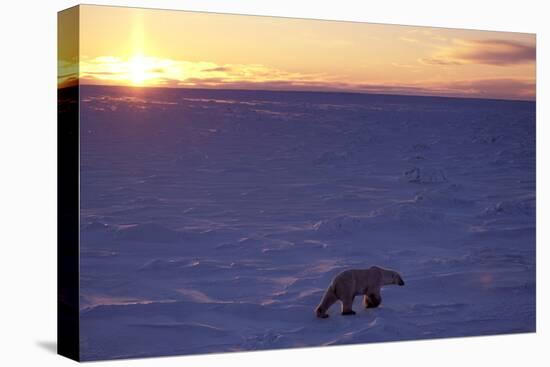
[365,293,381,308]
[341,295,356,315]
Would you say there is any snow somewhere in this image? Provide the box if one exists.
[79,85,535,361]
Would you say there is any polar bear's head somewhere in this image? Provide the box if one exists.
[381,268,405,286]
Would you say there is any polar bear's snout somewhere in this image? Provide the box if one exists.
[394,272,405,286]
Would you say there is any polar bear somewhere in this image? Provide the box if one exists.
[315,266,405,318]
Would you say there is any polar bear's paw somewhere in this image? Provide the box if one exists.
[341,310,356,316]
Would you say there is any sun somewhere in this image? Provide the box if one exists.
[129,55,149,86]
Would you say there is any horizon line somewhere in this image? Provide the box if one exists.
[60,82,536,103]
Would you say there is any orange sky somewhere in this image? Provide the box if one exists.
[58,5,536,100]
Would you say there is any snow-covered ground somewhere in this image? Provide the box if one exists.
[79,85,535,361]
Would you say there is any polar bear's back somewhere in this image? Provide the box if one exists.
[331,268,375,296]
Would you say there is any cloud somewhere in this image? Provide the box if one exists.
[439,77,535,100]
[80,56,324,88]
[58,76,78,89]
[178,77,534,101]
[202,66,231,73]
[85,71,120,75]
[456,39,535,65]
[418,57,464,66]
[421,39,535,66]
[399,37,420,43]
[366,77,535,101]
[58,59,79,88]
[77,55,534,101]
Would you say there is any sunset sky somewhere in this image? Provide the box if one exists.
[59,5,536,100]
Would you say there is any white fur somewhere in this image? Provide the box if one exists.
[315,266,404,318]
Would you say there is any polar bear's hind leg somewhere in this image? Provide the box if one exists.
[315,285,338,318]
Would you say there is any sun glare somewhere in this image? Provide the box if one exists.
[129,55,149,85]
